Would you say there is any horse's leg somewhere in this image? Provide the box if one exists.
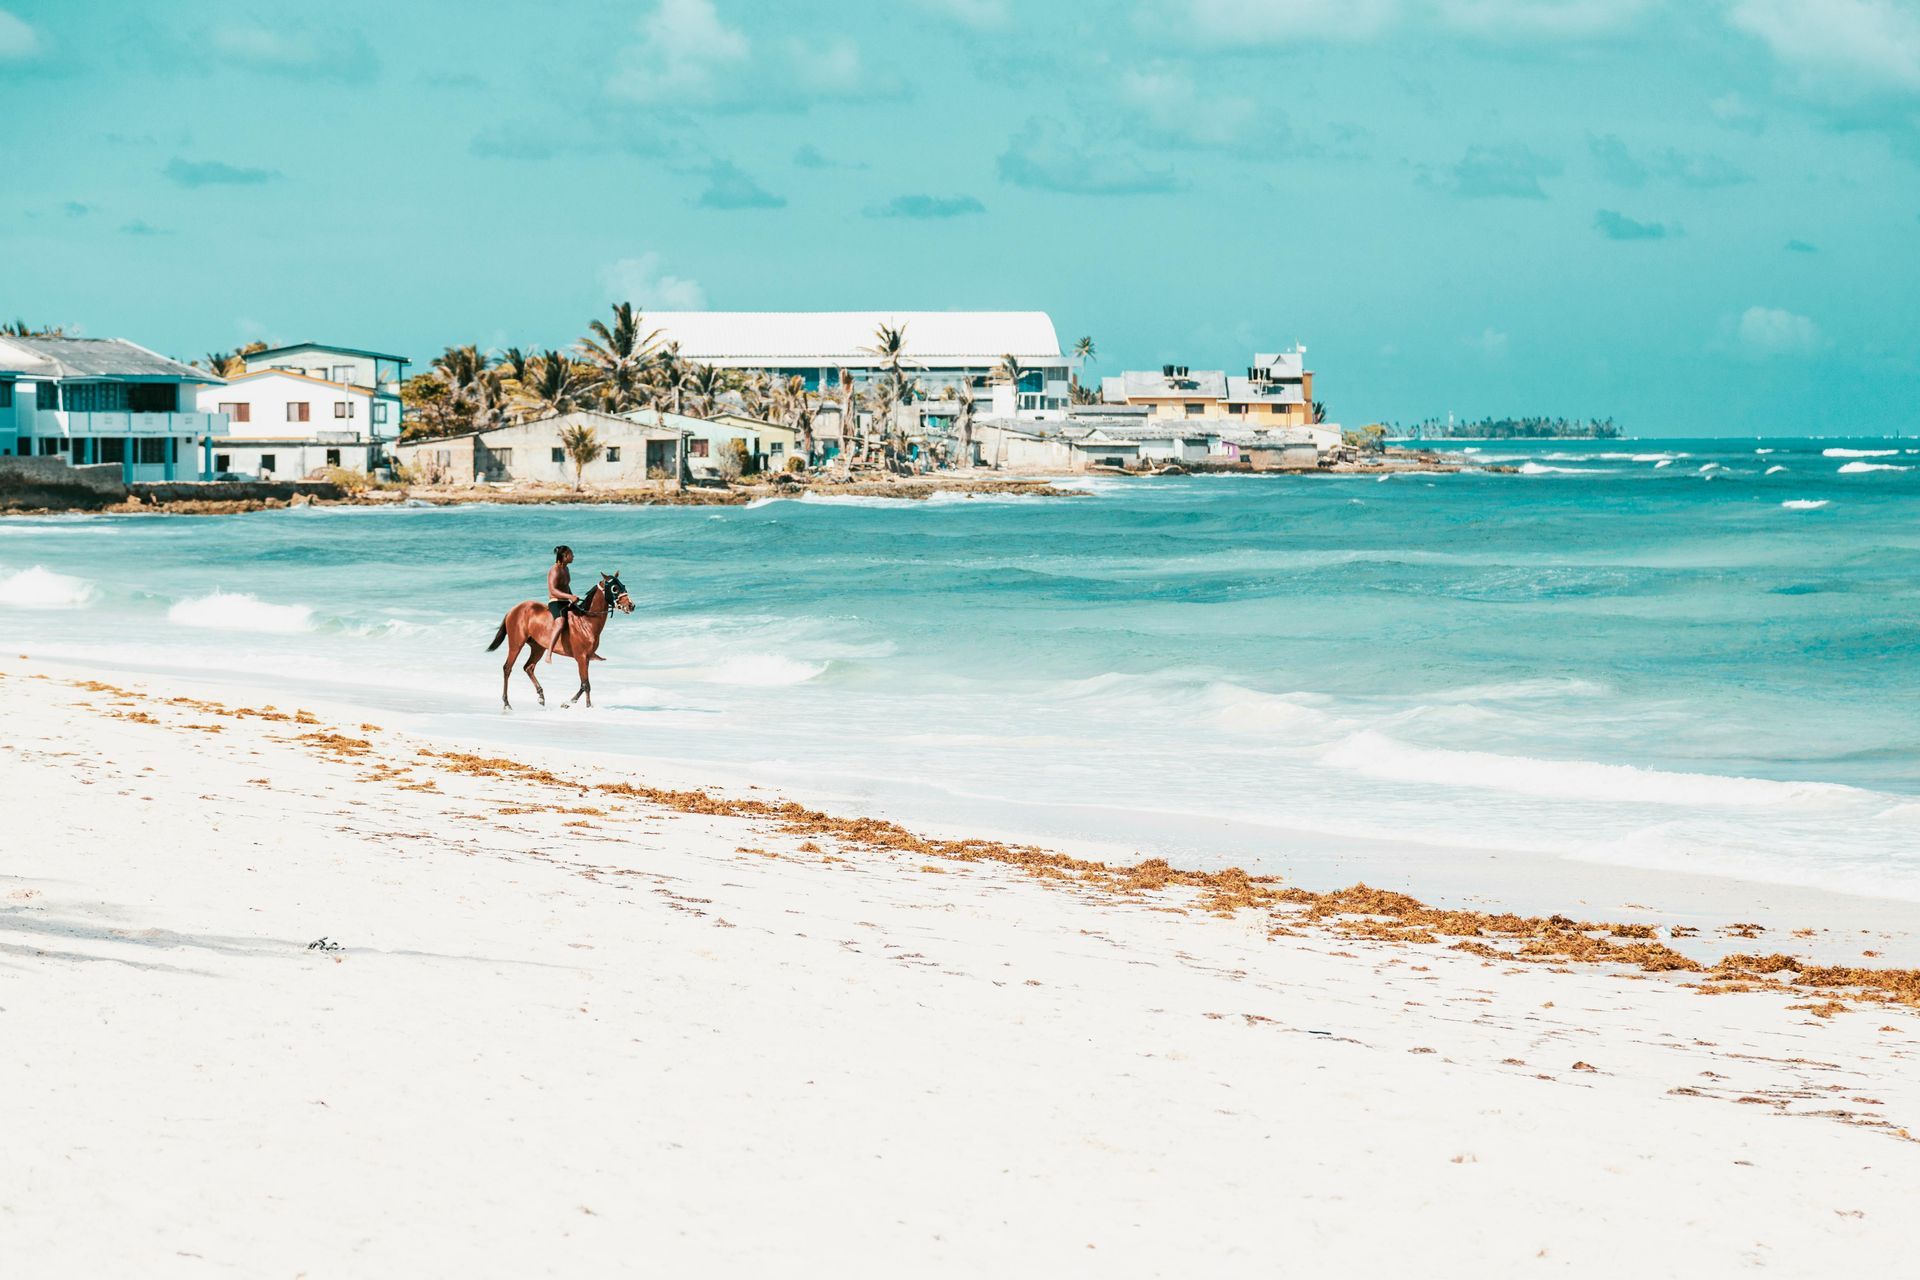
[500,629,522,709]
[522,642,546,706]
[564,650,591,708]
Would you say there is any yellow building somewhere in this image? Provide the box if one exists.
[1101,349,1314,427]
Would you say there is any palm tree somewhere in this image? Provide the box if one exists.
[1070,335,1098,404]
[649,342,693,416]
[1312,400,1329,424]
[952,378,976,468]
[559,423,605,490]
[837,367,857,473]
[579,302,662,413]
[2,320,65,337]
[685,362,731,418]
[496,347,533,384]
[514,350,587,420]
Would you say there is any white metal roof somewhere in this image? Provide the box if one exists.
[646,311,1065,366]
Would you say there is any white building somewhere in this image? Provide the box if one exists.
[646,311,1074,417]
[0,336,226,482]
[197,369,392,479]
[243,342,408,424]
[389,411,685,487]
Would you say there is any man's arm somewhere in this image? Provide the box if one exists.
[547,565,579,602]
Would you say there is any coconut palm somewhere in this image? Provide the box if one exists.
[496,347,533,384]
[514,349,588,420]
[685,362,732,418]
[2,320,65,337]
[837,367,858,472]
[579,302,662,413]
[1069,335,1098,404]
[952,378,976,468]
[558,423,605,490]
[649,342,693,416]
[1312,400,1329,424]
[1072,335,1096,363]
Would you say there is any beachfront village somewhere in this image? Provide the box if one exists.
[0,309,1351,506]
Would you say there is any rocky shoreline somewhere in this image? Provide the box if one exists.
[0,449,1484,517]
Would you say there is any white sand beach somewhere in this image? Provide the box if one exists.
[3,657,1918,1277]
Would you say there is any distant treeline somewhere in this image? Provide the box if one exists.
[1397,417,1621,439]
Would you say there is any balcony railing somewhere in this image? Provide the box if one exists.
[37,411,230,436]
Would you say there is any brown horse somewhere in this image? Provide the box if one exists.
[487,572,634,709]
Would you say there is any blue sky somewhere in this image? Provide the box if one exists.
[4,0,1918,433]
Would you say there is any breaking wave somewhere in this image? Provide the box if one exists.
[1838,461,1912,474]
[166,591,315,633]
[0,565,97,609]
[1781,499,1830,510]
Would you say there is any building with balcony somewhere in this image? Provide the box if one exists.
[646,311,1073,417]
[240,342,407,430]
[0,336,227,482]
[196,367,398,479]
[1101,348,1315,428]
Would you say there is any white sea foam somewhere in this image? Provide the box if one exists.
[1654,459,1674,468]
[1518,461,1610,475]
[1755,448,1774,455]
[796,493,921,508]
[1838,461,1912,474]
[1781,499,1830,510]
[166,591,315,633]
[1824,447,1898,458]
[699,654,827,686]
[1320,731,1864,809]
[0,565,97,608]
[1764,465,1788,474]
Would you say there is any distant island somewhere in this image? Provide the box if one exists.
[1393,416,1621,440]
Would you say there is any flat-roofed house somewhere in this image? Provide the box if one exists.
[1101,347,1315,429]
[0,336,227,482]
[646,311,1073,417]
[390,411,686,487]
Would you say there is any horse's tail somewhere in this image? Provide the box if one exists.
[487,622,508,652]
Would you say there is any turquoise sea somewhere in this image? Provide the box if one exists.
[5,436,1919,904]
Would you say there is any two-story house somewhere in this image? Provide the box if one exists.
[0,336,227,482]
[195,342,409,479]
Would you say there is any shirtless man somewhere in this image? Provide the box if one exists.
[545,544,583,662]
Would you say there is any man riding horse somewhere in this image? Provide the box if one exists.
[487,549,633,709]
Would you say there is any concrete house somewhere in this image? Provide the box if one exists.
[0,336,226,482]
[243,343,408,433]
[391,411,686,487]
[198,368,390,479]
[1101,348,1316,428]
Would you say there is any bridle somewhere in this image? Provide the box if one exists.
[578,576,634,619]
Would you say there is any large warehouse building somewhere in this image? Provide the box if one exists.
[646,311,1073,416]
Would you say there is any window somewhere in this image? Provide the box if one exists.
[1185,403,1206,417]
[99,438,127,463]
[128,384,175,412]
[0,382,13,407]
[605,447,620,463]
[330,365,352,383]
[37,382,58,409]
[325,448,342,467]
[215,453,231,472]
[287,402,310,423]
[373,402,389,424]
[551,447,565,463]
[218,401,251,423]
[39,437,64,455]
[334,401,351,418]
[260,453,278,473]
[137,438,168,464]
[769,442,783,455]
[1227,403,1246,415]
[689,439,709,458]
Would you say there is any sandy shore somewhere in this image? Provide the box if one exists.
[3,658,1917,1276]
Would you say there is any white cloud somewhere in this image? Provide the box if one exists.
[1735,306,1821,356]
[211,25,381,82]
[606,0,899,110]
[0,8,41,59]
[1119,66,1257,148]
[606,0,749,105]
[1727,0,1920,95]
[1176,0,1398,42]
[1432,0,1652,38]
[1467,326,1510,355]
[600,253,707,309]
[1161,0,1648,44]
[913,0,1013,29]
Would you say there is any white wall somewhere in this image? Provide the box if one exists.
[199,371,382,440]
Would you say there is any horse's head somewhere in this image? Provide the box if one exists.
[601,571,635,615]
